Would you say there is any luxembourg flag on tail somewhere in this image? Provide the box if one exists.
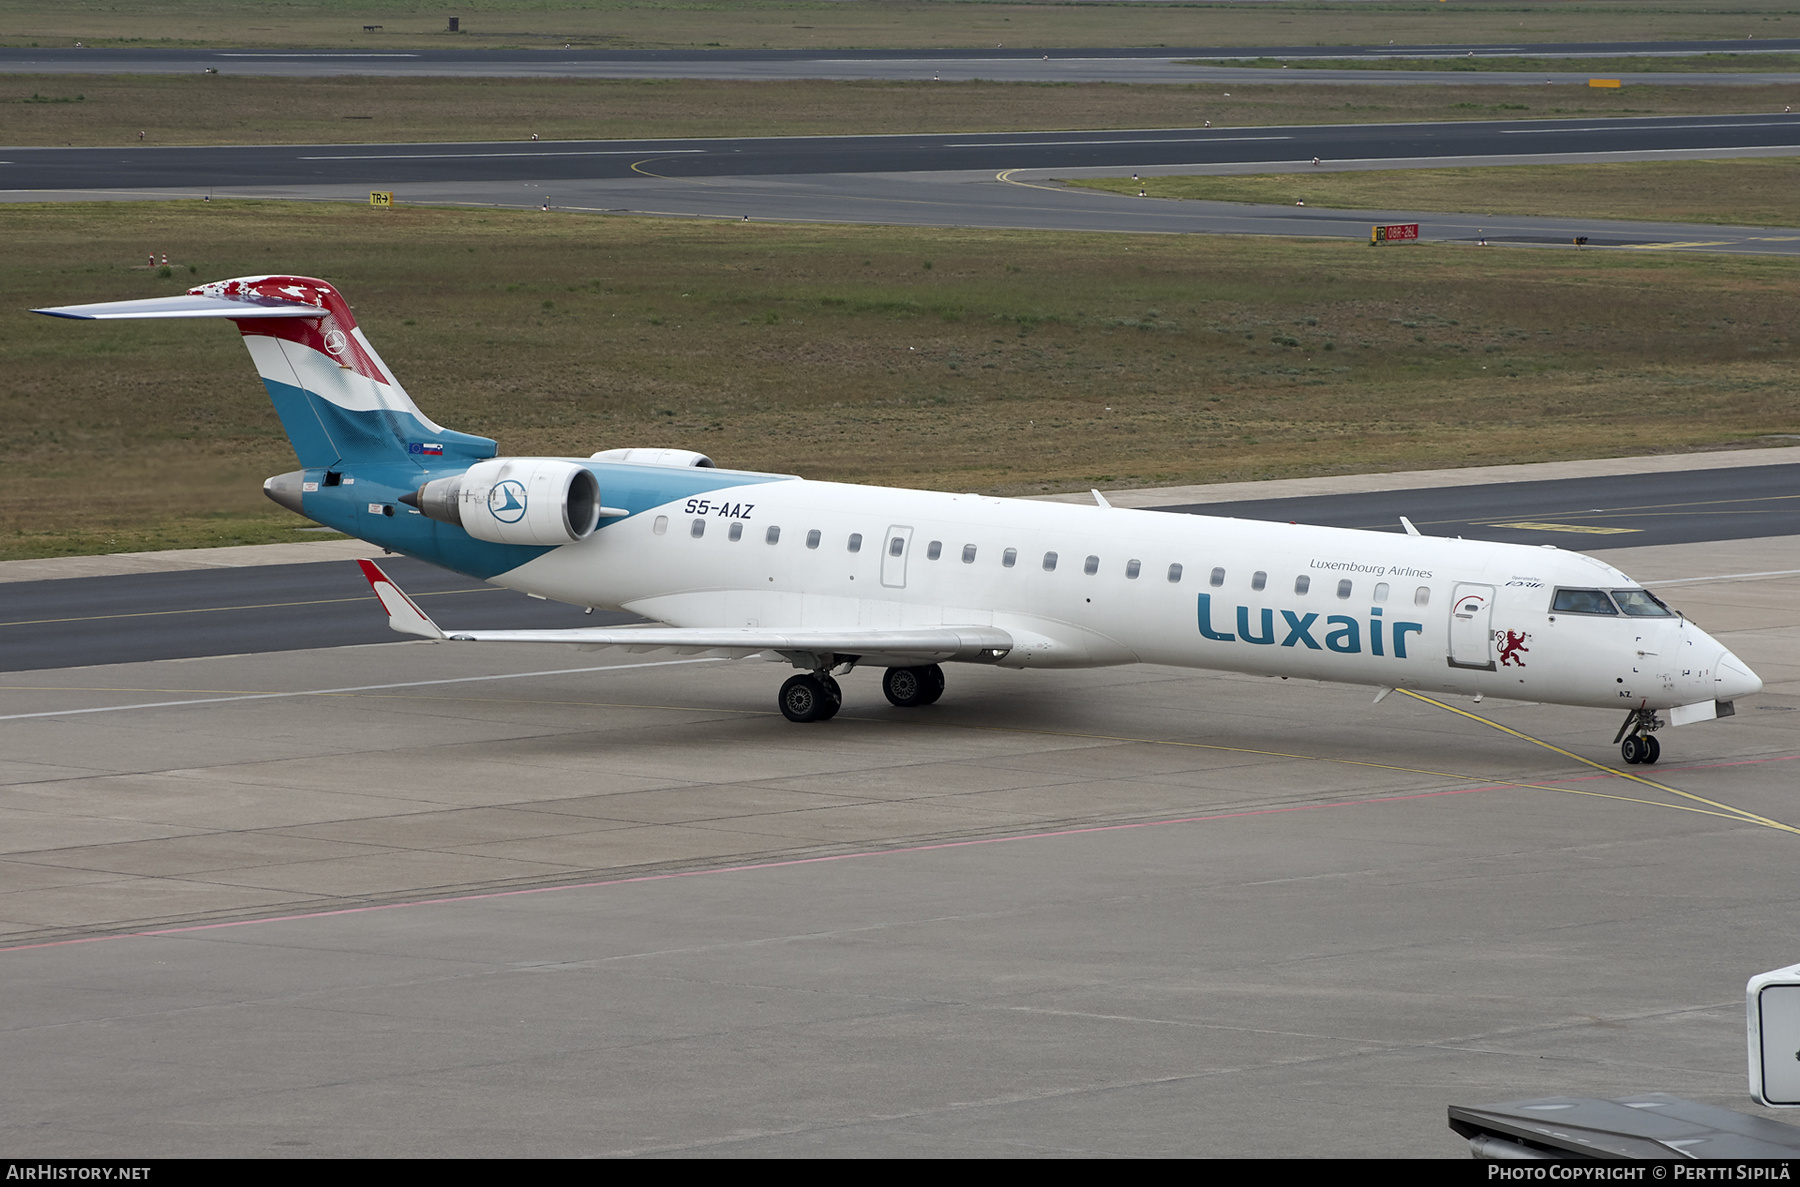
[33,275,495,471]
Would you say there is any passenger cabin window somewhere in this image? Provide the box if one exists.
[962,544,977,564]
[1414,585,1430,607]
[1084,555,1099,576]
[1337,579,1352,599]
[1209,567,1225,588]
[1612,588,1674,617]
[1552,588,1619,616]
[728,522,743,542]
[766,526,780,545]
[1373,582,1389,602]
[653,515,668,536]
[927,540,942,561]
[1168,563,1183,584]
[1126,559,1141,579]
[1043,552,1058,572]
[806,529,821,549]
[1295,575,1311,595]
[847,533,863,553]
[1003,548,1017,568]
[1252,571,1267,592]
[690,518,705,538]
[889,536,905,557]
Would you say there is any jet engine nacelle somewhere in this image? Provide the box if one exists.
[410,458,601,546]
[590,448,715,468]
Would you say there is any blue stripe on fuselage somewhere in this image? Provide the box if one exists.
[297,460,795,581]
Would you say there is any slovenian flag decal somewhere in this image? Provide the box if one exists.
[409,442,444,456]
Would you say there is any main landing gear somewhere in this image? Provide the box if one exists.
[882,664,946,709]
[778,673,842,723]
[1613,707,1663,765]
[776,664,947,722]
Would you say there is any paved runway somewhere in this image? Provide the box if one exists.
[9,118,1799,255]
[0,530,1794,1156]
[1161,460,1800,548]
[4,42,1798,85]
[9,115,1799,190]
[5,457,1796,674]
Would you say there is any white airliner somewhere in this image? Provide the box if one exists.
[35,275,1761,764]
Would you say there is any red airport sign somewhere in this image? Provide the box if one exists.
[1371,223,1420,245]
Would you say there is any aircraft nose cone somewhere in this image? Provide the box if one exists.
[1715,650,1763,700]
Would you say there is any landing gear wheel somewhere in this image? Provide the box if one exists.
[1641,734,1661,765]
[779,674,836,723]
[883,666,925,707]
[918,664,945,706]
[882,665,946,708]
[1621,734,1647,765]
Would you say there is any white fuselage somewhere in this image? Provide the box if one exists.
[483,471,1759,713]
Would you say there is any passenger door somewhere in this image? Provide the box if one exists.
[1448,583,1497,670]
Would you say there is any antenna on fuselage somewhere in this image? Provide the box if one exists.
[1400,516,1422,537]
[1092,489,1112,509]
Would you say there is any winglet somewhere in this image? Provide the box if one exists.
[357,559,445,640]
[1399,516,1422,537]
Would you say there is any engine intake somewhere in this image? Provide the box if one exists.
[408,458,601,546]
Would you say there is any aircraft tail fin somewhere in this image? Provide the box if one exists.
[33,276,495,471]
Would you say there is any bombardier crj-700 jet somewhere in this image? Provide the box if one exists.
[36,275,1761,765]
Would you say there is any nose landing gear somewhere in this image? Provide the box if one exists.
[1613,707,1662,765]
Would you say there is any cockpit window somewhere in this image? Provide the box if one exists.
[1551,588,1618,616]
[1612,588,1674,617]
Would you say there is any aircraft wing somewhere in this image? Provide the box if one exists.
[357,560,1012,663]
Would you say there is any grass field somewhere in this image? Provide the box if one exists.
[3,201,1794,560]
[6,75,1797,147]
[1071,159,1800,227]
[1,0,1797,51]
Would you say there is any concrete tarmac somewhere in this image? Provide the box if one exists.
[1,531,1795,1155]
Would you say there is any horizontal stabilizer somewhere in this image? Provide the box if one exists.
[353,561,1011,661]
[31,293,327,320]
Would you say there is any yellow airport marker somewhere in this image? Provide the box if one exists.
[1486,521,1641,535]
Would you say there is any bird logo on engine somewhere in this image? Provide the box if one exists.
[488,480,528,523]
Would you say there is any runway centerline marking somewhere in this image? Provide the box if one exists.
[949,136,1292,148]
[1502,120,1800,134]
[299,149,706,161]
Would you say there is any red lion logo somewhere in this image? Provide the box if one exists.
[1497,630,1530,667]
